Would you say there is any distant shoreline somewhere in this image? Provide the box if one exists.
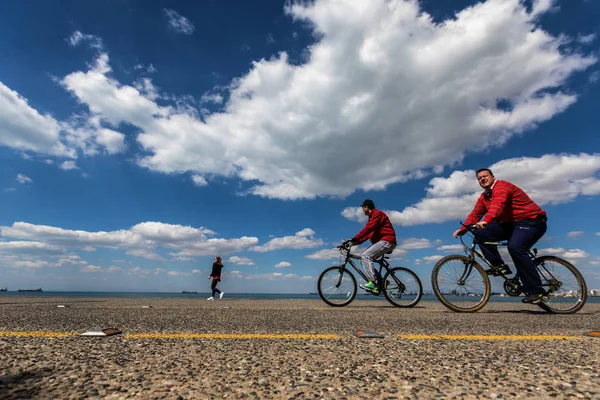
[1,291,598,302]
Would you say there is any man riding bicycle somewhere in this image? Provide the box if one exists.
[347,199,397,295]
[453,168,548,304]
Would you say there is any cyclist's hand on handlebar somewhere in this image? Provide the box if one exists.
[453,229,466,238]
[475,221,487,230]
[340,239,354,249]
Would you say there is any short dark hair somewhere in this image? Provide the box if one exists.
[476,168,494,177]
[361,199,375,210]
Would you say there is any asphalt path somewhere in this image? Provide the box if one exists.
[1,297,599,399]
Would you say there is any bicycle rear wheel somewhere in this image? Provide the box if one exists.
[382,267,422,307]
[317,266,357,307]
[535,256,587,314]
[432,255,490,312]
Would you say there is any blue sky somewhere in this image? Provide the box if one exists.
[0,0,599,294]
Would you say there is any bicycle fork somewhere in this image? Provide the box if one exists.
[457,260,475,286]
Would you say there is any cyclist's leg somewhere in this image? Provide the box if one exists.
[361,241,395,284]
[474,221,510,267]
[507,219,546,294]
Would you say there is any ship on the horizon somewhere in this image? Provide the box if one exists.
[18,288,43,292]
[0,287,7,292]
[182,290,197,294]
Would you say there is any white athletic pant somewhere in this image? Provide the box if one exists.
[361,240,395,283]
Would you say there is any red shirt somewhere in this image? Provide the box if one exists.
[463,180,545,227]
[353,209,397,245]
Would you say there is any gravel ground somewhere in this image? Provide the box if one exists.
[1,297,599,399]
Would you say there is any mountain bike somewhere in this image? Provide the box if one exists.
[317,241,422,307]
[431,223,587,314]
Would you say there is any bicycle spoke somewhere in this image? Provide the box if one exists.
[382,267,422,307]
[317,266,357,307]
[536,256,587,314]
[432,255,490,312]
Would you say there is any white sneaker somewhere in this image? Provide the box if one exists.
[219,292,225,299]
[207,297,214,300]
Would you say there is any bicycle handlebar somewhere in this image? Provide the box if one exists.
[337,239,353,250]
[459,222,478,234]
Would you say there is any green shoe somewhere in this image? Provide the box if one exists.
[360,281,379,294]
[485,265,512,276]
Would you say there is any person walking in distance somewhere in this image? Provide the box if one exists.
[207,256,225,300]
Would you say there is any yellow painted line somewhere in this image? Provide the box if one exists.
[0,331,74,338]
[125,333,340,339]
[399,334,583,341]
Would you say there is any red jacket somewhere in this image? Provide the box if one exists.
[463,180,545,227]
[353,209,397,245]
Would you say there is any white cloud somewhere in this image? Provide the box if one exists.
[227,256,255,265]
[0,82,74,157]
[164,9,195,35]
[561,249,590,259]
[566,231,584,239]
[167,270,191,276]
[538,247,590,259]
[275,261,292,268]
[341,207,367,223]
[227,270,243,278]
[11,260,53,269]
[130,267,150,276]
[200,92,224,105]
[437,244,464,252]
[398,238,432,250]
[191,175,208,186]
[422,255,444,263]
[16,174,33,184]
[389,248,408,259]
[245,272,313,281]
[67,31,103,49]
[0,241,65,256]
[133,78,159,101]
[134,64,157,74]
[531,0,557,16]
[388,153,600,226]
[81,265,102,273]
[93,128,127,154]
[59,160,78,170]
[251,228,324,252]
[578,33,597,45]
[0,221,257,259]
[0,251,95,270]
[55,0,595,200]
[126,249,165,261]
[305,248,342,260]
[296,228,316,237]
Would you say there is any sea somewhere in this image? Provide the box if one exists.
[0,291,598,303]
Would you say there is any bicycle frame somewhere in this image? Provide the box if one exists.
[336,246,396,290]
[459,229,560,293]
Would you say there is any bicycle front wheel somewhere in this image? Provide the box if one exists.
[535,256,587,314]
[317,266,357,307]
[382,267,422,307]
[432,255,490,312]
